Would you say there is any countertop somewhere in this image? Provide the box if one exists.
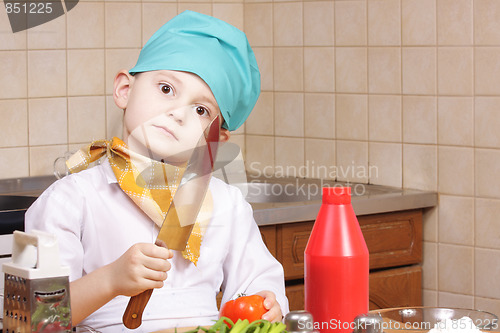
[242,176,437,225]
[0,174,438,226]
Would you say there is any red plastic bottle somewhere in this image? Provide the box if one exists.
[304,187,369,333]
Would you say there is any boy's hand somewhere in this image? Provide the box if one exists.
[108,243,173,297]
[256,290,283,322]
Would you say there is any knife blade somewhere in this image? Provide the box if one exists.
[122,115,220,329]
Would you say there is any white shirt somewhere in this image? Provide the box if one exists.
[25,159,289,332]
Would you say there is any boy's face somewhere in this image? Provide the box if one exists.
[114,70,229,164]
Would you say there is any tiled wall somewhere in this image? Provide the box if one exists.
[1,0,500,315]
[244,0,500,314]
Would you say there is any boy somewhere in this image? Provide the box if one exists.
[25,10,289,332]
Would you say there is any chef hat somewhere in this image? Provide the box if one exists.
[129,10,261,131]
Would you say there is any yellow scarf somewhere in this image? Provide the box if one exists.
[66,137,210,265]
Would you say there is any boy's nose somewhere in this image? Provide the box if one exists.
[166,105,190,124]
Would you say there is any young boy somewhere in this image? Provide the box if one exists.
[25,10,289,332]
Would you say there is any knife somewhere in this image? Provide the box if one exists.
[122,115,221,329]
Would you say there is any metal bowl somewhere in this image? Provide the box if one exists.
[370,307,499,331]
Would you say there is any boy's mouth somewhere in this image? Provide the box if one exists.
[153,124,178,140]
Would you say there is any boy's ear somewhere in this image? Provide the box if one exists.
[113,70,134,110]
[219,128,231,143]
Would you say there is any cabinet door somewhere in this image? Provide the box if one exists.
[285,283,305,311]
[277,210,423,278]
[359,210,423,270]
[260,225,277,258]
[369,265,422,310]
[277,221,314,280]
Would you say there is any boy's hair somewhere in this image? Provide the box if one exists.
[129,10,261,131]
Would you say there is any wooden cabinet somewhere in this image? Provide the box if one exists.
[260,209,423,311]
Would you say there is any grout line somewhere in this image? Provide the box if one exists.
[471,0,477,310]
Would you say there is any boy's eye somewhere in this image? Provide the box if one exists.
[160,84,173,95]
[196,106,210,117]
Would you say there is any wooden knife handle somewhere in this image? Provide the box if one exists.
[122,288,154,329]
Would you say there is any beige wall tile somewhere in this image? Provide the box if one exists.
[29,145,68,177]
[476,248,500,299]
[304,93,335,139]
[274,2,303,47]
[232,123,245,136]
[67,2,105,49]
[438,244,473,294]
[274,47,303,91]
[438,292,474,309]
[438,195,474,246]
[403,96,437,144]
[304,47,334,93]
[475,297,500,317]
[423,290,438,306]
[475,47,500,96]
[437,0,473,46]
[422,241,438,290]
[27,12,66,49]
[403,144,437,191]
[438,47,473,96]
[423,206,438,242]
[244,4,273,47]
[0,147,29,178]
[142,4,178,43]
[0,51,27,99]
[368,47,401,94]
[305,138,335,180]
[402,47,436,95]
[368,0,401,46]
[438,97,474,146]
[335,47,367,93]
[475,198,500,250]
[475,149,500,199]
[68,96,106,143]
[275,92,304,137]
[304,1,334,47]
[335,1,367,46]
[474,0,500,45]
[438,147,474,196]
[0,10,26,50]
[246,92,274,136]
[275,137,304,176]
[253,47,273,91]
[177,4,211,15]
[0,99,28,147]
[245,135,274,175]
[28,50,66,98]
[213,4,244,31]
[336,140,368,183]
[336,94,368,140]
[28,98,67,146]
[368,142,402,187]
[475,97,500,148]
[402,0,436,45]
[106,96,123,139]
[105,3,142,48]
[68,49,105,96]
[105,49,141,95]
[227,136,244,163]
[368,95,402,142]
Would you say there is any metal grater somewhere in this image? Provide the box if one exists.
[3,230,72,333]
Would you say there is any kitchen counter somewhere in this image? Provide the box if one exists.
[0,174,438,226]
[248,182,437,226]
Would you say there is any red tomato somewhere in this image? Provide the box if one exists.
[220,294,267,326]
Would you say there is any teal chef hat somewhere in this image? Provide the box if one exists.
[129,10,261,131]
